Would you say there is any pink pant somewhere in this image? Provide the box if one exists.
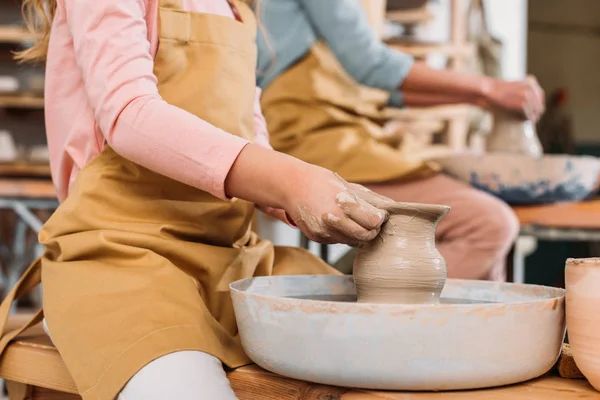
[365,174,519,281]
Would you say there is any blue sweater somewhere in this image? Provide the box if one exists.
[254,0,414,107]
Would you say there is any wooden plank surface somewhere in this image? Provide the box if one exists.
[513,200,600,229]
[1,315,598,399]
[0,26,35,44]
[386,8,434,25]
[386,42,475,58]
[384,104,473,121]
[0,179,55,199]
[0,94,44,109]
[0,164,51,179]
[230,366,600,399]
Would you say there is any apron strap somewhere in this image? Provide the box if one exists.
[0,257,44,354]
[159,0,184,11]
[233,1,252,24]
[159,0,251,24]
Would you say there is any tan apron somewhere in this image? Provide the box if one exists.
[260,42,440,184]
[0,2,337,399]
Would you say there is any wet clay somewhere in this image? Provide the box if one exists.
[294,174,388,243]
[353,201,450,304]
[487,110,543,158]
[565,258,600,391]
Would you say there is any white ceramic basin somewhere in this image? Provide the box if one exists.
[230,275,565,391]
[434,153,600,205]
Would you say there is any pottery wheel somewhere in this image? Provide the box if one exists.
[230,275,565,391]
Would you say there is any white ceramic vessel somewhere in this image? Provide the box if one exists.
[231,275,565,391]
[0,130,17,162]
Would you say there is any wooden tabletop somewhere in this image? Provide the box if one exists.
[513,200,600,230]
[1,315,599,400]
[0,163,51,178]
[229,367,600,399]
[0,178,56,199]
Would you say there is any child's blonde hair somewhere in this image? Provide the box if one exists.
[15,0,56,62]
[15,0,273,69]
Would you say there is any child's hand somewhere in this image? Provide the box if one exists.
[282,167,389,246]
[225,144,391,246]
[257,205,295,226]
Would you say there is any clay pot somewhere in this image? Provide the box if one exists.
[353,202,450,304]
[487,110,543,158]
[566,258,600,391]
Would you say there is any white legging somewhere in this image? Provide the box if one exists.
[118,351,238,400]
[43,320,238,399]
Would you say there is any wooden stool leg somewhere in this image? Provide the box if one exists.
[299,232,310,250]
[6,382,81,400]
[6,381,31,400]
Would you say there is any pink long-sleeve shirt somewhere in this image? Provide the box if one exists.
[46,0,271,202]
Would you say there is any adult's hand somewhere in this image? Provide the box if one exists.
[483,76,545,122]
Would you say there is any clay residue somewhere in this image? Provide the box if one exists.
[293,176,388,243]
[567,258,600,266]
[353,202,451,305]
[335,190,387,226]
[295,205,330,238]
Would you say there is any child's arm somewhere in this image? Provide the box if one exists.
[66,0,250,200]
[251,87,294,225]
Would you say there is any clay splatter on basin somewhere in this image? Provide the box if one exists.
[470,172,592,204]
[435,154,600,205]
[230,276,566,391]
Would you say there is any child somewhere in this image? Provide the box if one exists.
[0,1,390,399]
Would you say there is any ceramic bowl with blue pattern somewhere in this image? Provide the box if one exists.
[435,154,600,205]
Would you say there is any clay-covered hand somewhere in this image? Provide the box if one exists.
[283,168,389,246]
[483,76,545,122]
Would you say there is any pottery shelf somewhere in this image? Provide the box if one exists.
[384,0,474,151]
[384,104,473,121]
[385,40,476,59]
[386,8,435,25]
[0,25,34,44]
[0,94,44,109]
[0,163,51,179]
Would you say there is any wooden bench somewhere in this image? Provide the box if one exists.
[1,316,599,399]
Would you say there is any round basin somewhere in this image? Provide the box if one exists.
[434,153,600,205]
[230,275,565,391]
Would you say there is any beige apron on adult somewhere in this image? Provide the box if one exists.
[260,42,440,184]
[0,2,337,399]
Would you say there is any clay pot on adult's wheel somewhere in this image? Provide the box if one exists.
[353,202,450,305]
[487,110,543,158]
[566,258,600,391]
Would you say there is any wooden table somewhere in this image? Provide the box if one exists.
[0,179,58,300]
[514,200,600,231]
[0,163,51,179]
[510,200,600,283]
[2,316,599,400]
[229,367,600,399]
